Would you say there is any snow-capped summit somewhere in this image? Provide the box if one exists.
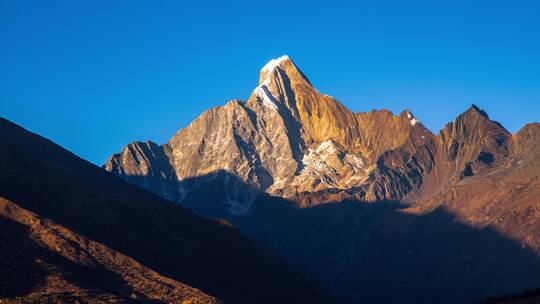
[251,56,293,111]
[257,55,307,86]
[251,55,311,111]
[261,55,291,74]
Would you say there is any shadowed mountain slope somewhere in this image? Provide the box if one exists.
[168,171,540,304]
[0,197,217,304]
[0,117,334,304]
[239,195,540,304]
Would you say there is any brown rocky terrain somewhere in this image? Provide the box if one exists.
[105,56,540,303]
[0,117,334,303]
[0,197,217,304]
[407,114,540,253]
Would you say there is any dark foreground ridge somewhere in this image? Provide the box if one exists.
[0,117,335,303]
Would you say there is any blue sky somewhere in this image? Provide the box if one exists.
[1,0,539,165]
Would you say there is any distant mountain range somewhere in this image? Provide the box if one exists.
[104,56,540,303]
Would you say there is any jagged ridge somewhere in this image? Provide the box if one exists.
[105,55,433,216]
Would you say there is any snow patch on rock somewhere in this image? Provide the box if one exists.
[316,140,338,155]
[253,62,283,110]
[253,84,279,110]
[289,140,371,190]
[406,111,421,126]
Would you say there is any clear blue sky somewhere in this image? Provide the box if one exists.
[1,0,539,165]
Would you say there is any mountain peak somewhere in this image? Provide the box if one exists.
[258,55,307,85]
[260,55,291,74]
[466,104,489,118]
[445,104,508,138]
[251,55,314,111]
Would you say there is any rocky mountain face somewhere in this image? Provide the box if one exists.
[106,55,435,216]
[413,119,540,251]
[0,117,334,303]
[105,56,540,303]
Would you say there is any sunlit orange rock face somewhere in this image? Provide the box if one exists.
[105,56,437,215]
